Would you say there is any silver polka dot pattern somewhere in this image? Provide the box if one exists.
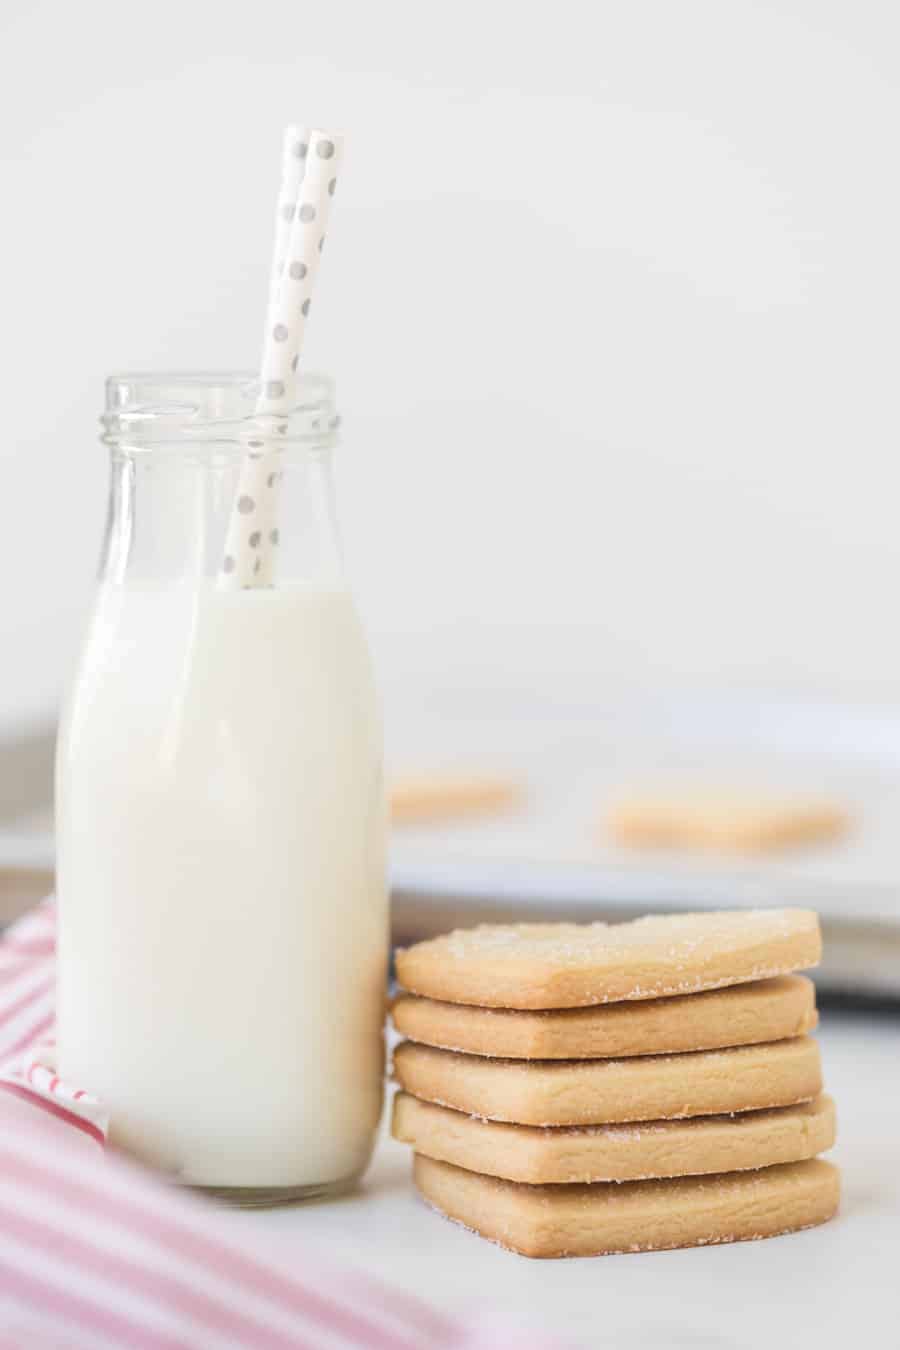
[223,127,342,587]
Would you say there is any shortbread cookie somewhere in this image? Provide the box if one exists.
[393,1092,836,1184]
[392,975,817,1060]
[390,776,521,824]
[414,1155,840,1258]
[392,1036,821,1126]
[608,792,847,853]
[395,909,821,1009]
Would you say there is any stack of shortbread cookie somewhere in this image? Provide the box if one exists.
[391,909,839,1258]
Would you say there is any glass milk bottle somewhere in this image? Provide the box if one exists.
[56,372,387,1204]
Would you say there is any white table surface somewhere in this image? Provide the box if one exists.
[247,1013,899,1350]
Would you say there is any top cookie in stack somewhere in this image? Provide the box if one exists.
[391,909,839,1258]
[396,909,822,1008]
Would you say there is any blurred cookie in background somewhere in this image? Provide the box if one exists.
[606,790,849,854]
[390,775,523,825]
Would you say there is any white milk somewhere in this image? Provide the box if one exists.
[56,582,387,1190]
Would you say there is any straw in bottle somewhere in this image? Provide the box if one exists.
[221,126,343,587]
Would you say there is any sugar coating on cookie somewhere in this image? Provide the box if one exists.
[393,1092,836,1184]
[395,909,822,1009]
[392,975,817,1059]
[392,1035,822,1126]
[608,792,848,854]
[413,1155,840,1258]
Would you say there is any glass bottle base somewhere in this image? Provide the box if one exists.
[188,1169,363,1209]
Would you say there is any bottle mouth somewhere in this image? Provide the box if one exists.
[101,371,339,451]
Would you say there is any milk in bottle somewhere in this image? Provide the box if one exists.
[56,373,387,1202]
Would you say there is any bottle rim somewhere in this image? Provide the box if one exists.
[100,370,339,451]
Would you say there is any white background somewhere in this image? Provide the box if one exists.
[2,0,900,729]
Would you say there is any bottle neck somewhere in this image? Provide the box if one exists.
[101,445,344,589]
[99,371,344,590]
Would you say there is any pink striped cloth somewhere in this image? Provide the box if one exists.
[0,901,571,1350]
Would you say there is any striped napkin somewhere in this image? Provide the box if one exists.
[0,901,571,1350]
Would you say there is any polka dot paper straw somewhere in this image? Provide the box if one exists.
[264,124,311,337]
[221,127,343,587]
[226,124,309,588]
